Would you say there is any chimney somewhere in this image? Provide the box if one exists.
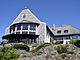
[52,24,55,30]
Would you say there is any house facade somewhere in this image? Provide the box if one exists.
[2,8,54,44]
[51,25,80,44]
[2,8,80,44]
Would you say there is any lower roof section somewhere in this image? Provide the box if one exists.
[2,34,39,39]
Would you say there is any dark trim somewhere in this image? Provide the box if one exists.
[46,25,54,36]
[54,34,80,37]
[10,23,39,28]
[2,34,39,39]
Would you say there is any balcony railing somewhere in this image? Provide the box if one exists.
[10,30,38,35]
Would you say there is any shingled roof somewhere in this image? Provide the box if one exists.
[10,8,41,26]
[51,26,80,36]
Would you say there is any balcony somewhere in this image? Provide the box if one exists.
[10,23,39,35]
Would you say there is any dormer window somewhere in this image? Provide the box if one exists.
[57,30,61,34]
[64,30,68,33]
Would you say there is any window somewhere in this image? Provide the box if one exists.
[10,26,15,32]
[64,30,68,33]
[29,32,35,35]
[63,36,70,39]
[72,35,78,39]
[57,30,61,34]
[54,37,63,40]
[23,14,26,18]
[22,32,28,34]
[16,32,20,34]
[17,24,21,30]
[30,24,36,30]
[13,26,15,31]
[22,24,28,30]
[22,38,28,42]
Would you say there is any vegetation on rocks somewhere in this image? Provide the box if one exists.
[31,43,50,53]
[55,45,74,59]
[1,40,80,60]
[55,45,74,54]
[21,54,27,58]
[69,39,80,47]
[13,44,29,51]
[0,47,19,60]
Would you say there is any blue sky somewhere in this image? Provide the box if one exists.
[0,0,80,42]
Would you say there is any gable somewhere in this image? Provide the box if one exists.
[51,26,80,35]
[11,8,41,26]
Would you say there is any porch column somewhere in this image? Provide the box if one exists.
[15,26,17,34]
[70,36,73,39]
[36,25,37,35]
[28,25,30,34]
[21,25,23,34]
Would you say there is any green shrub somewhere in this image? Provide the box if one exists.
[0,52,3,59]
[0,47,19,60]
[69,39,79,44]
[21,54,27,58]
[32,43,50,53]
[56,45,74,54]
[61,53,67,59]
[67,51,74,54]
[56,45,67,54]
[1,47,13,52]
[9,48,19,59]
[13,44,29,51]
[69,39,80,47]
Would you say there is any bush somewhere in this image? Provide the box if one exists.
[69,39,80,47]
[13,44,29,51]
[0,52,3,59]
[0,47,19,60]
[56,45,67,54]
[56,45,74,54]
[32,43,50,53]
[61,53,67,59]
[21,54,27,58]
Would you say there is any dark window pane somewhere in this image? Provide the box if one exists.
[54,37,63,40]
[22,32,28,34]
[17,24,21,30]
[72,35,78,39]
[64,30,68,33]
[30,24,36,30]
[22,39,28,42]
[10,25,16,33]
[11,26,15,31]
[29,32,35,35]
[22,24,28,30]
[13,26,15,31]
[63,36,70,39]
[16,32,20,34]
[23,14,26,18]
[57,30,61,34]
